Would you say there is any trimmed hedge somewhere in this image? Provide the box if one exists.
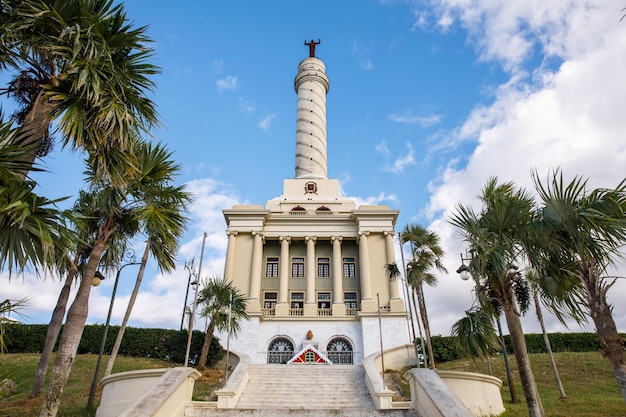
[423,332,623,364]
[5,324,223,366]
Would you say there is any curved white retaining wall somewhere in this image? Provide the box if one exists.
[437,370,505,417]
[96,369,167,417]
[96,367,200,417]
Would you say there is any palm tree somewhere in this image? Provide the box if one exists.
[450,308,499,372]
[450,178,545,417]
[195,277,249,372]
[39,141,189,417]
[0,119,74,273]
[401,224,447,370]
[530,170,626,401]
[1,0,159,180]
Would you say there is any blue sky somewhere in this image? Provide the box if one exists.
[3,0,626,337]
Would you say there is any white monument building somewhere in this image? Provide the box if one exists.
[222,43,408,365]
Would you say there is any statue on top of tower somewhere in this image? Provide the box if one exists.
[304,39,320,57]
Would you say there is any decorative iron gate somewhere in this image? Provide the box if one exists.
[327,337,353,364]
[267,337,295,364]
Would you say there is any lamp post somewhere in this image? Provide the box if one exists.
[222,290,233,388]
[87,256,140,409]
[185,232,207,367]
[181,258,197,331]
[456,252,518,404]
[377,292,386,382]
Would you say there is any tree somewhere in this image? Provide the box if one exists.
[401,224,447,370]
[450,308,499,368]
[450,178,545,417]
[0,119,74,273]
[530,170,626,401]
[39,141,189,417]
[195,277,249,372]
[1,0,159,180]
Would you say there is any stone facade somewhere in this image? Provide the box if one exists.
[220,53,407,365]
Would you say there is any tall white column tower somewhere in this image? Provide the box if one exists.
[294,56,330,179]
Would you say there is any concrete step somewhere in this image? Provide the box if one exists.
[234,364,375,410]
[184,408,418,417]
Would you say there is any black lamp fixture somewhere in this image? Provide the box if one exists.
[92,271,105,286]
[455,253,471,281]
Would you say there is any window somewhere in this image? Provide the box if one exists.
[317,292,331,309]
[292,257,304,277]
[290,292,304,309]
[343,257,356,277]
[263,292,277,309]
[305,352,315,363]
[317,257,330,278]
[344,292,358,316]
[265,257,278,277]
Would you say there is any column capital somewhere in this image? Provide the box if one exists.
[252,231,265,242]
[330,236,343,243]
[384,231,395,237]
[279,236,291,243]
[305,236,317,243]
[226,230,239,237]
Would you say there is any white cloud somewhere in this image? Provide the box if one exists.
[360,60,374,71]
[216,75,238,93]
[238,98,256,115]
[414,0,626,335]
[388,111,442,127]
[377,141,417,174]
[258,113,277,131]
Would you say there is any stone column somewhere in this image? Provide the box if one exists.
[275,236,291,316]
[248,231,263,313]
[294,58,330,179]
[358,231,374,312]
[331,236,346,316]
[223,231,238,282]
[385,231,404,312]
[304,236,317,316]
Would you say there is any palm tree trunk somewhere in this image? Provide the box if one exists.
[416,283,435,369]
[584,272,626,401]
[104,239,150,377]
[15,91,54,179]
[534,291,566,399]
[502,303,545,417]
[40,241,106,417]
[196,320,216,372]
[411,288,427,367]
[31,262,78,397]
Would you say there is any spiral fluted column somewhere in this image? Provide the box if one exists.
[294,57,330,179]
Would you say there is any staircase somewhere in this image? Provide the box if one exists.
[184,364,416,417]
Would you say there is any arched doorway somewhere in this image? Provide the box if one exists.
[267,337,295,364]
[327,337,353,364]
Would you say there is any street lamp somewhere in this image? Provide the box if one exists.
[185,232,207,367]
[180,258,197,331]
[87,256,141,409]
[456,251,518,403]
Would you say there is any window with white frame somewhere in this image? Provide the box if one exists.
[344,292,358,315]
[343,257,356,277]
[317,292,331,309]
[317,257,330,278]
[265,257,279,277]
[291,257,304,278]
[263,292,277,309]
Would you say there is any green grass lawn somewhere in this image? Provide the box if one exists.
[1,351,624,416]
[437,351,626,417]
[0,353,174,417]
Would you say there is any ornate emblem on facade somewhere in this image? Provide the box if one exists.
[304,181,318,194]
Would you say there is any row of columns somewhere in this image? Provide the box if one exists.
[224,230,401,314]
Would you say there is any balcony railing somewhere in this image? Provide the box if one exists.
[261,308,275,318]
[317,308,332,316]
[289,308,304,316]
